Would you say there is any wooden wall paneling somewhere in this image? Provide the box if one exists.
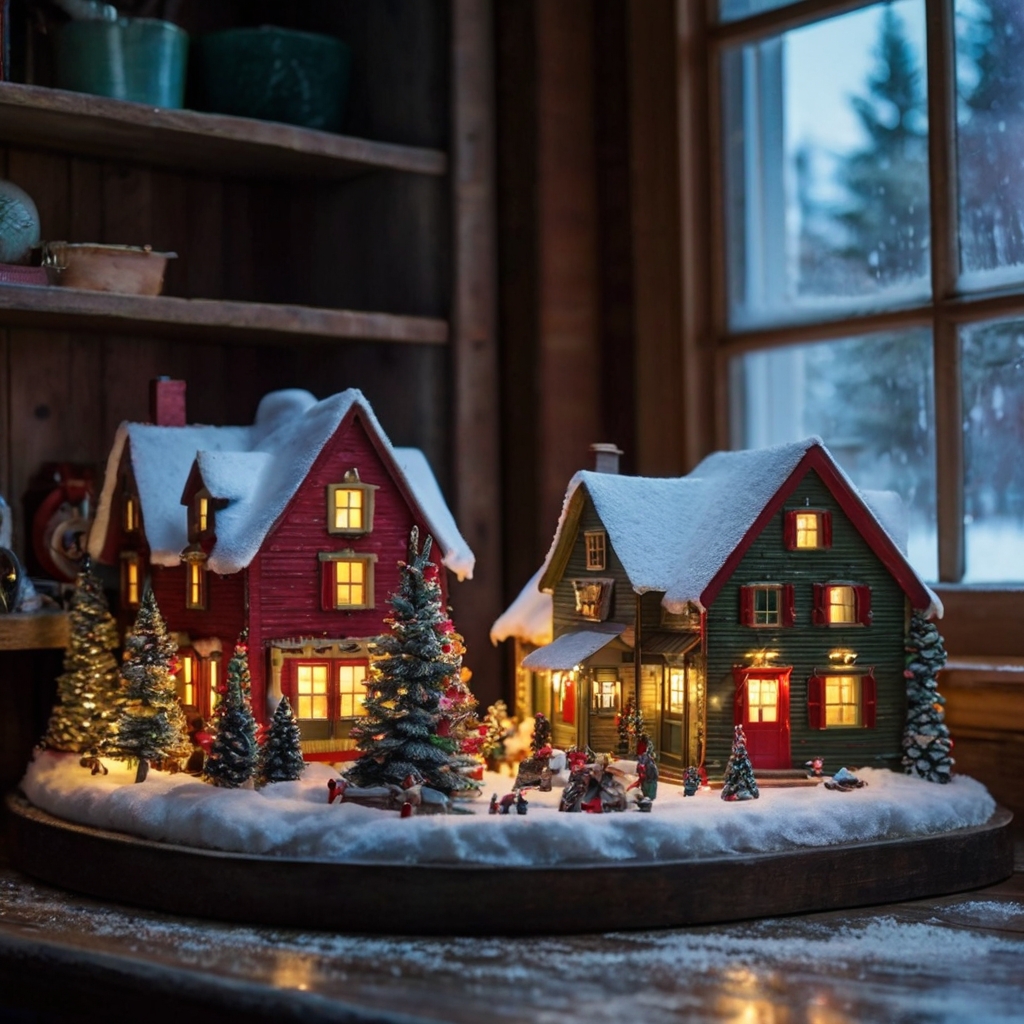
[494,0,541,600]
[627,0,685,477]
[222,180,258,303]
[101,161,152,248]
[451,0,501,704]
[149,169,189,300]
[535,0,602,538]
[68,156,102,243]
[184,177,225,300]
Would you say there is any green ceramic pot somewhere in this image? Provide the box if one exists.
[55,17,188,108]
[199,26,351,131]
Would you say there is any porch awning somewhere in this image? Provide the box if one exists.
[521,623,625,670]
[640,631,701,657]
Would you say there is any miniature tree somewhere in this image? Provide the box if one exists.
[683,765,701,797]
[114,589,191,783]
[721,724,759,801]
[481,700,512,765]
[42,557,123,757]
[204,634,259,788]
[347,528,470,795]
[531,712,552,754]
[902,611,954,783]
[258,695,305,786]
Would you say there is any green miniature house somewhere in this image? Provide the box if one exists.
[493,438,939,777]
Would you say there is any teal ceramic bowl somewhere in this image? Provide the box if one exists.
[199,26,351,132]
[55,17,188,108]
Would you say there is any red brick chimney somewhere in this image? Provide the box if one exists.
[150,377,186,427]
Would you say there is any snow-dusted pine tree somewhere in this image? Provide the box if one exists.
[902,611,954,783]
[347,527,470,794]
[721,724,759,801]
[258,695,305,786]
[43,557,122,756]
[204,634,259,788]
[114,589,190,782]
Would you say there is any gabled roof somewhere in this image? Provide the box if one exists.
[536,437,940,618]
[88,388,475,580]
[489,566,553,647]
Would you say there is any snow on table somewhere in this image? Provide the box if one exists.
[21,752,996,867]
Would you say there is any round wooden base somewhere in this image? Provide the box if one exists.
[5,793,1014,936]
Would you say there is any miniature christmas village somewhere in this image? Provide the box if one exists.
[18,388,997,887]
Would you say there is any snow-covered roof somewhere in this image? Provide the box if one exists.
[489,567,553,647]
[88,389,475,580]
[537,437,940,618]
[521,623,625,670]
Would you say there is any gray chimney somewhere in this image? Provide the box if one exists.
[590,443,623,474]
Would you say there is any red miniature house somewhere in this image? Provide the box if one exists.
[89,382,474,761]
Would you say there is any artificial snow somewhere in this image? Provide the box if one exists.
[489,566,553,647]
[21,752,995,867]
[88,388,475,581]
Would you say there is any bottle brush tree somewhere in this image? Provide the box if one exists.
[721,724,760,801]
[347,527,471,795]
[204,632,259,788]
[114,589,191,783]
[902,611,954,783]
[258,695,305,786]
[43,556,123,757]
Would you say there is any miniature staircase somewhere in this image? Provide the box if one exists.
[707,768,821,790]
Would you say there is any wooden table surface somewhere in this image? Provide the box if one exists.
[0,839,1021,1024]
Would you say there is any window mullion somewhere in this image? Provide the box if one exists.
[925,0,964,582]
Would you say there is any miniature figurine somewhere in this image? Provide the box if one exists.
[824,767,868,792]
[805,756,825,778]
[683,765,701,796]
[515,790,529,815]
[488,793,499,814]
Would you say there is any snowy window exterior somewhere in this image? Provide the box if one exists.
[824,674,861,727]
[337,662,369,718]
[185,559,206,610]
[584,530,607,571]
[319,552,377,611]
[295,663,330,720]
[571,578,614,621]
[746,676,779,723]
[327,478,376,536]
[120,551,140,608]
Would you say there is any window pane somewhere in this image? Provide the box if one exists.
[722,2,930,328]
[955,1,1024,287]
[961,320,1024,582]
[730,330,937,580]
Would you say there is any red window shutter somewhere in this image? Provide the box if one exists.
[855,585,872,625]
[320,559,335,611]
[563,678,576,725]
[812,583,826,625]
[861,672,877,728]
[807,675,824,729]
[821,511,833,548]
[782,584,796,627]
[739,586,755,625]
[281,662,294,701]
[783,511,797,550]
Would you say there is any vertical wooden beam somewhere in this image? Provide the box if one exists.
[535,0,602,522]
[925,0,963,583]
[452,0,502,704]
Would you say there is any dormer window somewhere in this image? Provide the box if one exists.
[784,509,832,550]
[182,546,207,610]
[584,530,607,570]
[327,470,377,535]
[196,496,210,533]
[188,492,215,541]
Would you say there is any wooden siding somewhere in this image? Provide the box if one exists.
[704,470,908,774]
[551,488,636,635]
[151,564,246,648]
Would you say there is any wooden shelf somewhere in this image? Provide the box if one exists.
[0,613,69,651]
[0,83,448,180]
[0,284,449,346]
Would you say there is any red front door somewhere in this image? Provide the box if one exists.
[733,667,791,769]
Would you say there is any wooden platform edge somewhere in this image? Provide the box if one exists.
[4,793,1014,936]
[0,612,69,650]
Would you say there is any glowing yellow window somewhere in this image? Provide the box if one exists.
[180,653,195,706]
[795,512,819,548]
[333,488,363,532]
[337,663,369,718]
[747,676,779,723]
[196,497,209,533]
[335,560,365,607]
[825,675,861,727]
[296,664,329,719]
[668,668,685,714]
[208,657,221,716]
[123,495,138,533]
[584,531,606,570]
[827,586,857,624]
[186,561,206,610]
[121,553,140,608]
